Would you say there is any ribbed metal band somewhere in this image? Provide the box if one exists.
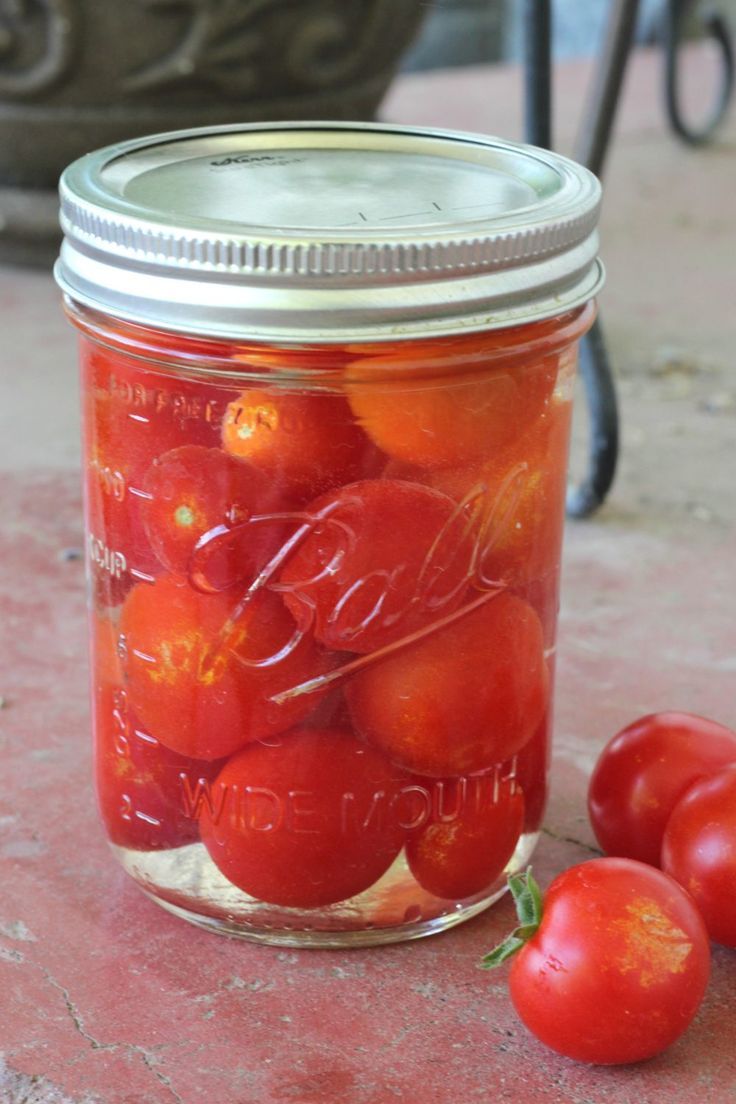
[56,121,604,341]
[59,200,599,281]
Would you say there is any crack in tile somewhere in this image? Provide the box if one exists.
[540,826,602,855]
[39,968,183,1103]
[138,1051,185,1104]
[41,972,112,1052]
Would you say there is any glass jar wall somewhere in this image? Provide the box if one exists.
[73,302,593,946]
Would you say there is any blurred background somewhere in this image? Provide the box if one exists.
[405,0,669,68]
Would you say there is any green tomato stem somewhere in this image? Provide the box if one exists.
[480,868,543,969]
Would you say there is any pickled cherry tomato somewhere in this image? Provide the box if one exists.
[346,592,548,776]
[407,772,524,899]
[278,479,475,655]
[120,576,332,760]
[94,683,221,851]
[199,727,409,908]
[222,389,377,499]
[382,399,570,590]
[430,401,571,587]
[141,445,287,585]
[345,355,557,470]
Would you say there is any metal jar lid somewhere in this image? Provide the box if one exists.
[55,121,604,343]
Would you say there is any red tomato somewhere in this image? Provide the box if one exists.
[120,575,332,760]
[588,712,736,866]
[199,727,409,908]
[484,860,710,1065]
[662,764,736,947]
[278,479,476,655]
[345,353,557,470]
[141,444,288,585]
[428,397,571,588]
[346,593,548,776]
[407,771,524,899]
[221,389,377,499]
[94,683,222,851]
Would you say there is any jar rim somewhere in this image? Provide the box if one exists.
[67,298,597,388]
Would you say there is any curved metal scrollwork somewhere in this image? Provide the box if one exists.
[284,0,419,89]
[663,0,735,144]
[123,0,272,95]
[124,0,423,98]
[0,0,76,98]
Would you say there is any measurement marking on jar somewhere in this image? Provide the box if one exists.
[129,568,156,584]
[132,809,161,827]
[130,648,157,665]
[127,486,154,501]
[88,534,127,578]
[90,461,126,501]
[132,726,157,747]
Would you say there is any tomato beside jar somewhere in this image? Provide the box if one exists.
[483,860,710,1065]
[662,763,736,947]
[588,711,736,866]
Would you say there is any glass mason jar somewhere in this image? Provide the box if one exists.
[56,123,602,947]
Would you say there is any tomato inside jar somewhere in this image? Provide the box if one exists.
[56,122,602,946]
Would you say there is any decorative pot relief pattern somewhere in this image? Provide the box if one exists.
[123,0,416,97]
[0,0,76,97]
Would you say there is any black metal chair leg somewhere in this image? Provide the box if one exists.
[566,317,620,519]
[663,0,735,145]
[523,0,552,148]
[523,0,624,518]
[574,0,641,177]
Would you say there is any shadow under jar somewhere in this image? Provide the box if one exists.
[56,122,603,947]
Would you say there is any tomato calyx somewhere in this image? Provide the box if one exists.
[480,868,543,968]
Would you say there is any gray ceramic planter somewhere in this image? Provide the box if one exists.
[0,0,425,264]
